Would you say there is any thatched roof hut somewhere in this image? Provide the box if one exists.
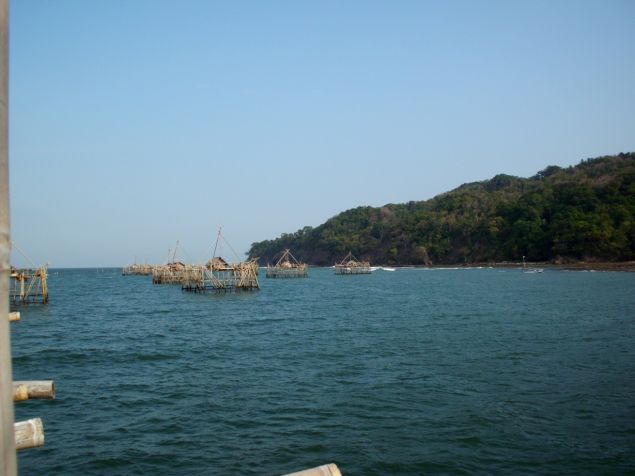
[206,257,230,270]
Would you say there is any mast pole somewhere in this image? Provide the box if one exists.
[0,0,17,472]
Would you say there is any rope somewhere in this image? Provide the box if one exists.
[11,241,38,268]
[212,227,221,259]
[220,232,241,262]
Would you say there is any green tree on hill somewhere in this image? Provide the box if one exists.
[248,153,635,265]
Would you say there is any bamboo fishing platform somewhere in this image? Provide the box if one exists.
[266,249,308,278]
[152,261,195,284]
[181,257,260,292]
[140,231,261,291]
[334,252,371,275]
[10,265,49,304]
[150,240,199,284]
[122,263,155,276]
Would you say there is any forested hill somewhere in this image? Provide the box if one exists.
[248,153,635,266]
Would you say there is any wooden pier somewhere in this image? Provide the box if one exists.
[266,249,308,278]
[334,252,371,275]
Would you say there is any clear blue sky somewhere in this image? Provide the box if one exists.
[8,0,635,267]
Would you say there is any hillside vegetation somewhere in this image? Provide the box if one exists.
[248,153,635,266]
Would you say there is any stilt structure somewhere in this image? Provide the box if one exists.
[151,241,195,284]
[181,258,260,292]
[9,265,48,304]
[182,229,260,292]
[334,252,371,275]
[152,261,190,284]
[266,249,308,278]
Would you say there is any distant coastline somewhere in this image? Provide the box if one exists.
[399,261,635,272]
[249,153,635,267]
[332,261,635,272]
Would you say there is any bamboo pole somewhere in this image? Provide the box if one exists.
[282,463,342,476]
[13,381,55,400]
[11,384,27,402]
[0,0,17,471]
[8,310,18,321]
[14,418,44,451]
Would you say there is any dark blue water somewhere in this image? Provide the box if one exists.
[11,267,635,475]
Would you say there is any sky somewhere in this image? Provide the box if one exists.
[8,0,635,267]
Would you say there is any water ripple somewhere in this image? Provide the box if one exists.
[12,267,635,475]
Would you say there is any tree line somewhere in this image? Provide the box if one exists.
[248,153,635,265]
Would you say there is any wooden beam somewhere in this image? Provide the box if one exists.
[282,463,342,476]
[11,384,27,402]
[13,381,55,400]
[14,418,44,451]
[0,0,17,470]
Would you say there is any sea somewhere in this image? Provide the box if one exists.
[10,267,635,475]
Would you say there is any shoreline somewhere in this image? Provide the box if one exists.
[317,261,635,272]
[388,261,635,272]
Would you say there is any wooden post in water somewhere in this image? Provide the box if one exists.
[282,464,342,476]
[12,384,27,402]
[14,418,44,451]
[13,381,55,401]
[0,0,17,471]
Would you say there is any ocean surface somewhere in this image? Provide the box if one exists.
[10,267,635,475]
